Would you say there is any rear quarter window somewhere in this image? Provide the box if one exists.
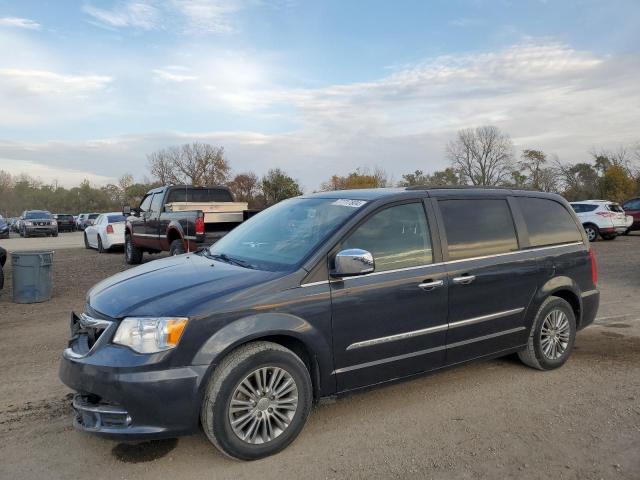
[518,197,582,247]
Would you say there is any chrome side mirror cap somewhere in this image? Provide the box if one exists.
[332,248,374,277]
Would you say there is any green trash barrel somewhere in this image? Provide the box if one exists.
[11,251,54,303]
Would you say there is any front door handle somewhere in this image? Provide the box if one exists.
[452,275,476,285]
[418,279,444,291]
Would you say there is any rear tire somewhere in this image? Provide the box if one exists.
[201,341,313,460]
[169,239,186,256]
[125,234,143,264]
[583,223,599,242]
[518,297,576,371]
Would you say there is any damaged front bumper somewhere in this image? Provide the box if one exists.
[59,311,208,440]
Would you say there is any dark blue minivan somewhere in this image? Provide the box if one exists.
[60,187,599,460]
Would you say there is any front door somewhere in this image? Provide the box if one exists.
[331,201,448,392]
[132,193,154,248]
[436,197,538,364]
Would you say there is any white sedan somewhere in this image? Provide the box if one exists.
[83,212,126,253]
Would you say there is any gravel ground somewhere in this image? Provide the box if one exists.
[0,234,639,480]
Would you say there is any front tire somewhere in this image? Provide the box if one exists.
[84,233,90,249]
[518,297,576,370]
[125,234,143,264]
[97,236,105,253]
[583,223,599,242]
[201,341,313,461]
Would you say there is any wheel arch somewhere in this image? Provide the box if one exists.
[538,276,583,328]
[193,313,333,400]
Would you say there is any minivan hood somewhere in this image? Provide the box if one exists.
[88,253,280,318]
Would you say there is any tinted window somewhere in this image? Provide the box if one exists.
[343,203,432,271]
[572,203,597,213]
[623,199,640,210]
[107,215,126,223]
[88,213,99,219]
[606,203,624,213]
[139,194,153,212]
[518,197,581,247]
[166,188,233,203]
[440,199,518,260]
[150,193,164,213]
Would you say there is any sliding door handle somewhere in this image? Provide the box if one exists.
[452,275,476,285]
[418,280,444,291]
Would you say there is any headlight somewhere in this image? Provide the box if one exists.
[51,220,57,225]
[24,221,32,226]
[113,317,188,354]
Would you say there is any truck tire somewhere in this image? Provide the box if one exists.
[201,341,313,461]
[169,239,186,256]
[518,297,576,371]
[125,234,143,265]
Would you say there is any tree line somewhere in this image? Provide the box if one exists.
[1,130,639,217]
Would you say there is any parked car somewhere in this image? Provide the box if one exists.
[0,245,6,292]
[77,213,99,231]
[11,217,21,233]
[83,213,126,253]
[124,185,258,264]
[569,200,628,241]
[0,215,9,238]
[60,187,599,460]
[19,210,58,237]
[622,198,640,234]
[53,213,76,232]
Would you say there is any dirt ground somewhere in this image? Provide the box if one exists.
[0,234,639,480]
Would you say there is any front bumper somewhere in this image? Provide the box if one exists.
[24,226,56,235]
[59,313,209,439]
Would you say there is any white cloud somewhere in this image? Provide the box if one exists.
[0,17,41,30]
[170,0,243,34]
[83,1,160,30]
[0,156,115,187]
[1,41,639,190]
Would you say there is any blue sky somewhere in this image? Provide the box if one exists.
[0,0,639,188]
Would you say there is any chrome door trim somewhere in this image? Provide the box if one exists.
[344,307,525,351]
[335,326,526,375]
[418,280,444,291]
[452,275,476,285]
[448,307,524,329]
[346,323,449,351]
[300,242,584,287]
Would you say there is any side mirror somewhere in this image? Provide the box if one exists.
[331,249,375,277]
[122,205,131,216]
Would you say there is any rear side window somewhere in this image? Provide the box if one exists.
[518,197,582,247]
[571,204,597,213]
[166,188,233,203]
[439,199,518,260]
[606,203,624,213]
[342,202,433,271]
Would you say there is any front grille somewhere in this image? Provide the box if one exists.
[69,312,114,356]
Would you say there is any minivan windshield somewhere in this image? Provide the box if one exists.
[207,197,367,271]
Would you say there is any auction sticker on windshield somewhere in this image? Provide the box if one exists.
[331,199,367,208]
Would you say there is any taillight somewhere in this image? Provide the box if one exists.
[589,249,598,285]
[195,216,205,235]
[595,211,614,217]
[106,224,114,234]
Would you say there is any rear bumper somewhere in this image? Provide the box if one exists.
[59,347,209,440]
[579,289,600,330]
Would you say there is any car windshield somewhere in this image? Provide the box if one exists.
[107,215,126,223]
[25,211,51,219]
[207,197,367,271]
[88,213,99,219]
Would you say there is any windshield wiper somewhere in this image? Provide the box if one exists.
[208,253,256,269]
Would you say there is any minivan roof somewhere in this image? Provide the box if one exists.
[304,186,563,201]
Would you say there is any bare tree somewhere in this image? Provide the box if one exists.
[228,172,260,206]
[148,143,230,186]
[446,126,514,186]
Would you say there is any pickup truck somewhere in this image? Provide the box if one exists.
[123,185,257,264]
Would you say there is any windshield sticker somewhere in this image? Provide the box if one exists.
[331,199,367,208]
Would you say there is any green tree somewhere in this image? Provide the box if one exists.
[261,169,302,206]
[320,167,389,191]
[600,165,636,203]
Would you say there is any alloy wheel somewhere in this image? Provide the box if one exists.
[585,226,597,242]
[540,309,571,360]
[228,366,299,445]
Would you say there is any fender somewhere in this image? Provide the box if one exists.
[534,275,583,324]
[192,312,335,397]
[164,221,185,250]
